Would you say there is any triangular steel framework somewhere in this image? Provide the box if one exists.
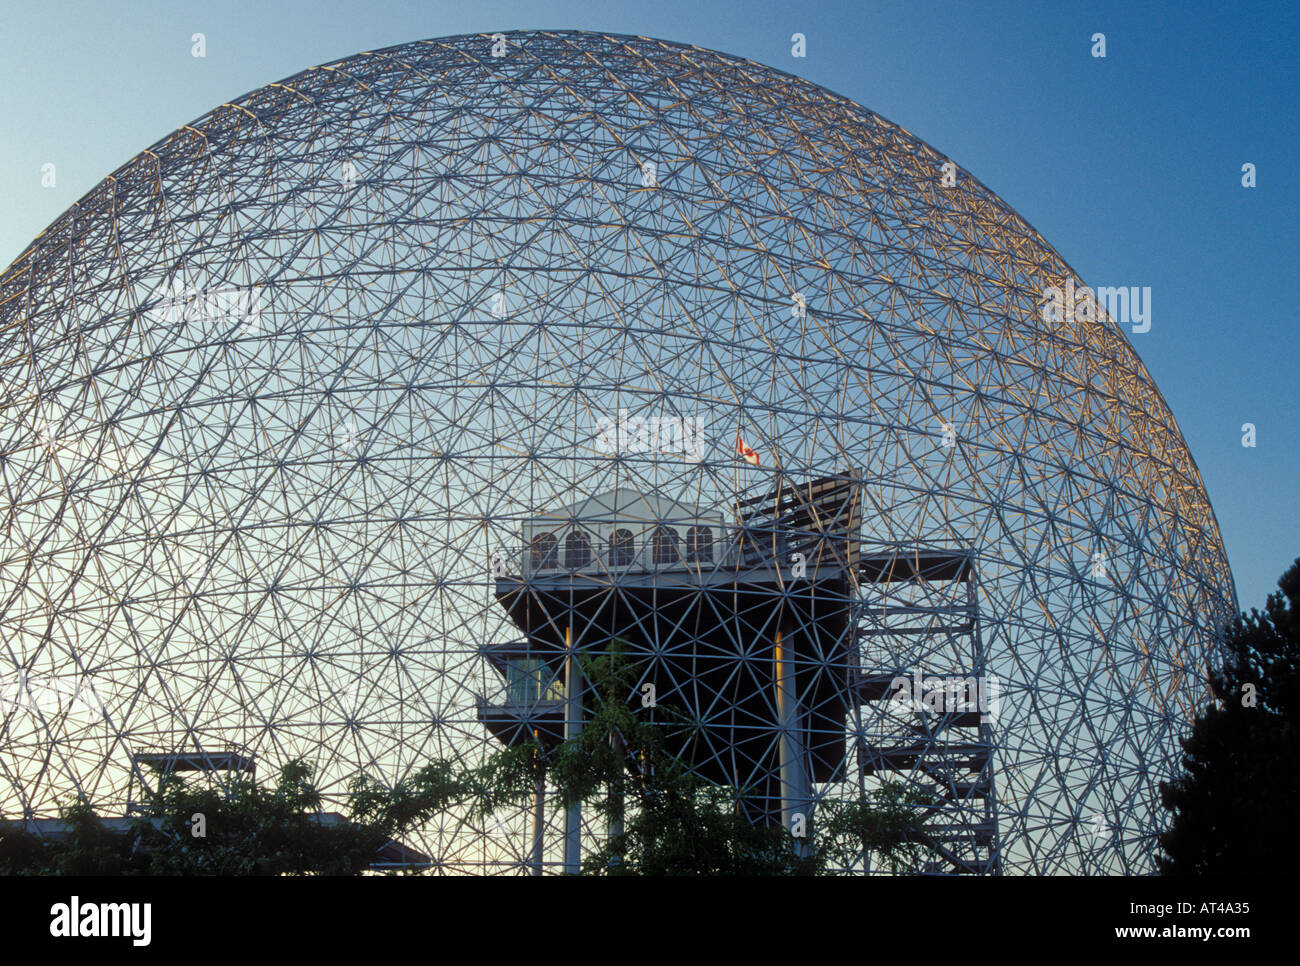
[852,547,1000,874]
[0,30,1237,874]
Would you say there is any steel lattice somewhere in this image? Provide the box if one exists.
[0,29,1236,874]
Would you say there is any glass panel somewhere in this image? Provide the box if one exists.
[504,658,563,703]
[687,525,713,563]
[652,525,680,565]
[564,529,593,569]
[609,528,635,567]
[530,532,558,570]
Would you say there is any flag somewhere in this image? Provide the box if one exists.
[737,435,759,466]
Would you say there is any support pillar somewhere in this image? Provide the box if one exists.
[607,729,626,871]
[563,625,583,873]
[775,627,812,858]
[530,741,545,876]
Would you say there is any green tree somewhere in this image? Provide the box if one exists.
[814,782,939,874]
[130,759,392,875]
[1158,556,1300,874]
[353,642,938,875]
[555,643,808,875]
[1,760,396,875]
[0,823,48,875]
[1,799,142,875]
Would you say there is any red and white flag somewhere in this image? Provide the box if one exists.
[737,435,760,466]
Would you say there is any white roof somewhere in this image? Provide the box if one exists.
[529,488,724,527]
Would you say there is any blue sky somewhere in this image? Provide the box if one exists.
[1,0,1295,610]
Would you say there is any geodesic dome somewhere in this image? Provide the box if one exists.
[0,29,1235,874]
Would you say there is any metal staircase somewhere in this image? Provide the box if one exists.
[852,548,1001,875]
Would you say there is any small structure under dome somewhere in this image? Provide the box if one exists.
[522,489,731,575]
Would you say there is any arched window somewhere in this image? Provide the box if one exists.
[529,531,558,570]
[564,529,593,569]
[609,528,635,567]
[651,525,680,566]
[686,525,713,563]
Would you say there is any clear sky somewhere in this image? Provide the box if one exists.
[1,0,1295,611]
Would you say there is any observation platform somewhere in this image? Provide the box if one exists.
[479,473,864,818]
